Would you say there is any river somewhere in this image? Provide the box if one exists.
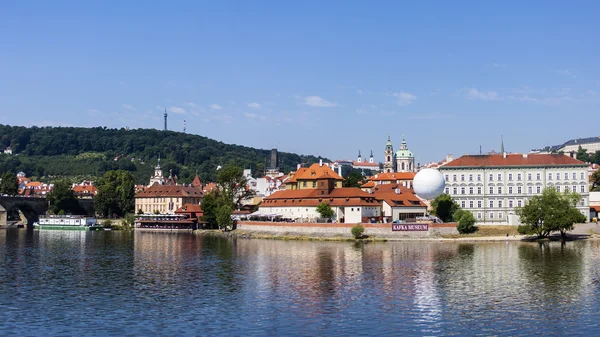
[1,229,600,336]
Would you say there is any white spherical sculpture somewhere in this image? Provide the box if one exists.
[413,168,446,200]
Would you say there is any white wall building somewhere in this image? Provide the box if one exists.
[439,153,589,225]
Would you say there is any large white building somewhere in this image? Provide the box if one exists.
[439,153,589,225]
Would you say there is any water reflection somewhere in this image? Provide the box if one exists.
[2,230,600,336]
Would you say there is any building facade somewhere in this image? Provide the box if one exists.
[396,135,415,173]
[439,153,590,225]
[383,136,394,173]
[135,184,204,214]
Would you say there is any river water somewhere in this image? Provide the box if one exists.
[1,229,600,336]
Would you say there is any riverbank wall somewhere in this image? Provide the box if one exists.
[236,221,458,238]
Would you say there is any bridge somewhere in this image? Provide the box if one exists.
[0,196,95,228]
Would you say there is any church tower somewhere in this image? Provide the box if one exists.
[369,150,374,164]
[383,135,394,173]
[395,134,415,173]
[357,150,362,163]
[148,157,165,186]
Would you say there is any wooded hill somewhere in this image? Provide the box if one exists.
[0,124,327,184]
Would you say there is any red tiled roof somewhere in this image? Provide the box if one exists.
[371,185,426,208]
[175,203,203,215]
[192,175,202,187]
[360,181,375,188]
[72,185,98,194]
[262,187,379,207]
[443,154,586,167]
[369,172,415,181]
[290,163,343,181]
[352,161,379,167]
[136,184,204,198]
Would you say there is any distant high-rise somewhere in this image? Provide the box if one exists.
[270,149,279,169]
[164,108,168,131]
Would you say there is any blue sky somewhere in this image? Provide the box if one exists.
[1,1,599,165]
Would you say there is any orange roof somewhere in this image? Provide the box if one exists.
[360,181,375,188]
[136,184,204,198]
[72,185,98,194]
[371,185,426,208]
[352,161,379,167]
[369,172,415,181]
[443,154,586,168]
[175,203,203,214]
[192,175,202,187]
[26,181,42,187]
[262,187,379,207]
[203,182,218,193]
[290,163,343,181]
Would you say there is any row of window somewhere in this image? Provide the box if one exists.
[447,184,586,195]
[446,172,585,182]
[457,198,587,209]
[476,212,504,219]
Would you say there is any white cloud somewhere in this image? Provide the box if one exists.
[304,96,336,107]
[185,102,197,107]
[122,104,136,111]
[556,69,575,78]
[210,104,223,110]
[465,88,499,101]
[507,95,538,102]
[392,92,417,106]
[88,109,100,116]
[247,102,261,109]
[168,106,186,114]
[244,112,269,121]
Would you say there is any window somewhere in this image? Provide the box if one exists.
[548,173,552,180]
[518,186,522,194]
[536,186,541,193]
[312,181,316,187]
[461,201,466,208]
[303,181,307,187]
[572,185,577,192]
[517,174,522,181]
[509,200,513,208]
[581,172,585,180]
[477,212,482,219]
[445,187,449,194]
[498,212,503,219]
[477,200,482,208]
[445,175,449,181]
[490,212,494,219]
[498,200,503,208]
[453,187,457,194]
[489,174,493,181]
[453,174,457,181]
[461,187,465,195]
[556,173,560,180]
[536,173,541,181]
[517,200,522,207]
[469,200,474,208]
[469,174,473,182]
[489,186,494,194]
[489,200,494,208]
[527,173,532,180]
[508,186,513,194]
[556,186,561,192]
[477,174,481,181]
[572,172,576,180]
[497,186,502,194]
[564,172,568,180]
[477,187,482,194]
[528,186,532,194]
[508,173,513,181]
[469,187,473,195]
[581,185,585,193]
[498,174,502,181]
[461,174,465,181]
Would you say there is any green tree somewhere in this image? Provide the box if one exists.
[94,170,135,217]
[0,171,18,195]
[576,146,590,163]
[344,171,365,188]
[201,190,229,229]
[351,224,365,239]
[47,179,79,214]
[217,165,256,209]
[454,209,477,234]
[316,202,335,219]
[430,194,459,222]
[516,188,587,239]
[120,213,136,229]
[216,203,234,230]
[591,169,600,192]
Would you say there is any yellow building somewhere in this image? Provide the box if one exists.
[286,162,344,193]
[135,184,204,214]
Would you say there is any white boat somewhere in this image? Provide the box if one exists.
[34,215,100,230]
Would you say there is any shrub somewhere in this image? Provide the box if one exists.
[351,224,365,239]
[102,219,113,228]
[454,209,476,234]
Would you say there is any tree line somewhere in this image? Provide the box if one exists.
[0,124,326,184]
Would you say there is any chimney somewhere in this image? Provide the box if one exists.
[338,165,342,177]
[503,152,507,159]
[407,181,411,189]
[523,153,528,158]
[319,159,323,167]
[297,163,301,170]
[446,154,454,163]
[395,188,401,194]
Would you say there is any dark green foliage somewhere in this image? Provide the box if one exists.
[454,209,477,234]
[316,202,335,219]
[47,179,80,214]
[200,191,222,229]
[217,165,256,208]
[216,203,234,230]
[430,194,459,222]
[0,124,326,184]
[343,171,365,188]
[351,224,365,239]
[94,170,135,218]
[591,169,600,192]
[516,188,587,239]
[0,171,18,195]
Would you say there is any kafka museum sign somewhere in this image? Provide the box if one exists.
[392,223,429,231]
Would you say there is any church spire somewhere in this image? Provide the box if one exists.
[501,135,505,153]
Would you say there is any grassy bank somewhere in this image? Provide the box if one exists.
[441,225,520,239]
[194,229,389,242]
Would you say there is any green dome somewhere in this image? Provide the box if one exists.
[396,149,414,158]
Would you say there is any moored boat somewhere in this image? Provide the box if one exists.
[34,215,99,230]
